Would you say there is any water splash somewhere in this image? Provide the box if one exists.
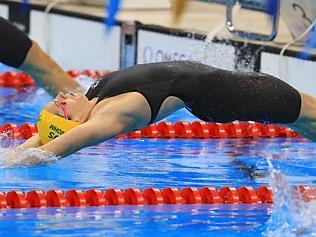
[0,133,59,167]
[264,158,316,237]
[0,132,22,151]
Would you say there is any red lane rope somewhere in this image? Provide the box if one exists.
[0,121,301,140]
[1,185,315,208]
[0,70,108,87]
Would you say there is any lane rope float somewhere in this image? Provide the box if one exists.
[1,185,315,208]
[0,70,108,87]
[0,121,301,140]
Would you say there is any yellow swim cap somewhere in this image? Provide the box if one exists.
[37,109,80,144]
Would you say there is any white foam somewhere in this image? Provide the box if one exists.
[0,148,59,167]
[264,159,316,237]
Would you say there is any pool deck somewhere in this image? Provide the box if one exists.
[9,0,313,54]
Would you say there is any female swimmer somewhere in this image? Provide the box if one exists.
[5,61,316,164]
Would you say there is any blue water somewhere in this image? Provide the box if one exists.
[0,68,315,236]
[0,204,271,237]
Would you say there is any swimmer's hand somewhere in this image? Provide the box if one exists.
[3,148,59,167]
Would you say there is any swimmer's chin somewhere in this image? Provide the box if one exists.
[2,148,60,167]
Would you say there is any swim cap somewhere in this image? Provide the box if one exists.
[37,109,80,144]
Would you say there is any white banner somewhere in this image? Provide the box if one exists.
[260,52,316,96]
[30,11,121,70]
[0,4,9,19]
[137,30,236,71]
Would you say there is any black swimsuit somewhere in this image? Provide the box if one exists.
[86,61,301,124]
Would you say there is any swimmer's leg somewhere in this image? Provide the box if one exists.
[20,41,81,96]
[0,16,80,96]
[289,92,316,141]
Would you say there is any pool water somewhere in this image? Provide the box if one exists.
[0,204,271,237]
[0,67,315,236]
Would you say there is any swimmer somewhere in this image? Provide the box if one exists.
[0,16,81,95]
[6,61,316,164]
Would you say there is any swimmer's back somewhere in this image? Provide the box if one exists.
[86,60,210,100]
[85,61,213,123]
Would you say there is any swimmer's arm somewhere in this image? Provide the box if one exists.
[39,113,140,157]
[15,133,42,151]
[37,93,150,159]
